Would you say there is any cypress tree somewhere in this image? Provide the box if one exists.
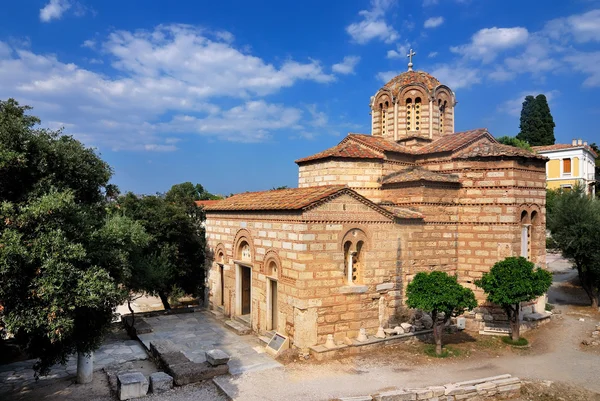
[516,94,555,146]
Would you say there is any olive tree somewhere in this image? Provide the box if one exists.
[406,271,477,355]
[476,257,552,341]
[0,99,146,378]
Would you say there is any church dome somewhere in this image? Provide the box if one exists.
[383,70,442,94]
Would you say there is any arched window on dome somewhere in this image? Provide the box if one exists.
[405,98,413,131]
[379,101,388,136]
[414,97,422,132]
[438,99,447,133]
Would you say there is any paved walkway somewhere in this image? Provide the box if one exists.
[138,311,282,375]
[0,339,147,396]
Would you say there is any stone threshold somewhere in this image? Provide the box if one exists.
[309,329,433,355]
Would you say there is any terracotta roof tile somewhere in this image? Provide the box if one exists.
[295,141,383,163]
[456,141,547,160]
[204,185,347,211]
[381,166,459,185]
[194,200,223,207]
[416,128,489,154]
[347,134,411,153]
[533,143,598,158]
[383,71,441,94]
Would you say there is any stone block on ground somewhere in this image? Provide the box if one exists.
[117,372,148,400]
[159,351,190,369]
[149,372,173,394]
[168,361,229,386]
[400,323,414,333]
[205,349,230,366]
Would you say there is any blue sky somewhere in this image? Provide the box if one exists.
[1,1,599,196]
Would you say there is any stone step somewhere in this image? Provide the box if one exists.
[224,319,251,335]
[258,331,275,346]
[209,309,225,320]
[479,322,511,336]
[233,314,252,326]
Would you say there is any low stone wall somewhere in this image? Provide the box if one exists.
[334,374,521,401]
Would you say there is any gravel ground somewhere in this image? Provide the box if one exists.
[143,381,228,401]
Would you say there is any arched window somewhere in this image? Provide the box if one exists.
[237,240,251,262]
[380,102,387,136]
[342,229,368,285]
[439,99,447,132]
[414,97,421,132]
[406,98,413,131]
[520,211,531,260]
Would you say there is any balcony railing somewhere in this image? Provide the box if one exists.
[588,172,598,181]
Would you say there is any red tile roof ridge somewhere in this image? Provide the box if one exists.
[203,185,348,211]
[533,143,598,158]
[295,140,383,163]
[415,128,491,155]
[194,200,223,207]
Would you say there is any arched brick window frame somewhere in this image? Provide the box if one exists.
[233,228,254,266]
[341,228,369,285]
[263,249,282,280]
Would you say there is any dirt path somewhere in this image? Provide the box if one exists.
[215,254,600,401]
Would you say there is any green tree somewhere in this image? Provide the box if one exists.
[406,271,477,355]
[476,257,552,341]
[496,136,533,151]
[165,181,222,205]
[546,185,600,308]
[0,99,146,377]
[516,94,555,146]
[114,193,207,310]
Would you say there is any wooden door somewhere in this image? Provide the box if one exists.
[271,280,278,331]
[241,266,251,315]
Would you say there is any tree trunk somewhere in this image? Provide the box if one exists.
[158,291,171,310]
[510,306,520,342]
[76,352,93,384]
[432,313,443,355]
[575,263,597,309]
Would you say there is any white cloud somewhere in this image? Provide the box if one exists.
[545,9,600,43]
[429,64,481,89]
[0,25,337,150]
[450,27,529,63]
[82,39,96,49]
[40,0,71,22]
[346,0,399,44]
[564,51,600,87]
[376,70,400,83]
[332,56,361,75]
[428,51,438,58]
[386,41,410,60]
[422,0,438,5]
[498,90,560,116]
[424,16,444,29]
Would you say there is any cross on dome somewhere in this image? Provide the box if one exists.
[407,49,416,71]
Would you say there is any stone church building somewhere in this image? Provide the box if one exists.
[201,63,548,350]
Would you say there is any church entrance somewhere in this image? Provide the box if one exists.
[240,265,251,316]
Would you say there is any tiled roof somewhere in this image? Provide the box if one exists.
[347,134,411,153]
[194,200,223,207]
[383,71,441,94]
[381,166,460,184]
[295,141,383,163]
[456,141,547,160]
[204,186,347,211]
[533,143,598,158]
[380,205,424,219]
[416,128,490,154]
[204,185,424,220]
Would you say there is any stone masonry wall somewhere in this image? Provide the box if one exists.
[335,374,521,401]
[298,159,383,189]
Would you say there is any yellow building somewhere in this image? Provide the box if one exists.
[533,139,598,196]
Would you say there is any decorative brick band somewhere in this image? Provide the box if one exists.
[334,374,521,401]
